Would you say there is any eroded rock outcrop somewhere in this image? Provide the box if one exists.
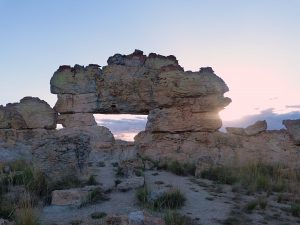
[51,50,230,133]
[33,126,114,181]
[0,97,57,130]
[1,49,300,182]
[283,119,300,145]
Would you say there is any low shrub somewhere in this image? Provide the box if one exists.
[51,176,82,190]
[136,187,148,204]
[167,161,196,176]
[291,203,300,217]
[90,211,107,219]
[86,175,98,185]
[164,211,195,225]
[153,189,186,210]
[200,162,299,194]
[80,188,110,207]
[14,195,40,225]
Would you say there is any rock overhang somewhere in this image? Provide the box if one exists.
[50,50,231,126]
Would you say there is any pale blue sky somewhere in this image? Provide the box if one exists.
[1,0,300,126]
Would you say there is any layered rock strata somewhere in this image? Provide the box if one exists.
[51,50,230,132]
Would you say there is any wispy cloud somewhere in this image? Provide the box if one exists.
[286,105,300,109]
[95,114,147,141]
[222,108,300,130]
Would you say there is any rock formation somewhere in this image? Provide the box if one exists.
[51,50,230,133]
[0,97,57,130]
[283,119,300,145]
[0,49,300,181]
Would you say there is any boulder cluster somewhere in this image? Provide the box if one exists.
[0,50,300,180]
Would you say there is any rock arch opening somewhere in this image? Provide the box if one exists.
[94,114,147,141]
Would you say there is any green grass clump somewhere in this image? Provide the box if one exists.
[80,188,110,207]
[136,187,185,211]
[90,211,107,219]
[14,195,40,225]
[200,162,298,194]
[51,176,82,190]
[153,189,186,210]
[0,197,15,219]
[136,187,148,204]
[201,166,237,185]
[244,198,267,213]
[290,203,300,217]
[164,211,195,225]
[167,161,196,176]
[86,175,98,185]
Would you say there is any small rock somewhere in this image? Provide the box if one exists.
[226,127,246,136]
[244,120,267,136]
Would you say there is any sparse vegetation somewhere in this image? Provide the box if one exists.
[90,211,107,219]
[166,161,196,176]
[200,162,300,194]
[153,189,186,210]
[51,175,82,190]
[244,198,267,213]
[136,186,185,211]
[290,202,300,217]
[164,211,197,225]
[80,188,110,207]
[14,194,40,225]
[86,175,98,185]
[136,187,148,205]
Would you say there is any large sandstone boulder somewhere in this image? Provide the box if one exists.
[58,113,96,128]
[51,186,102,206]
[135,130,300,168]
[32,126,115,181]
[51,50,230,115]
[0,106,26,129]
[283,119,300,145]
[0,97,57,130]
[146,107,222,132]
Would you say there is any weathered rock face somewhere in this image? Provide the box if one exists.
[146,107,222,132]
[58,113,96,128]
[33,126,114,181]
[135,130,300,170]
[51,50,230,132]
[0,97,57,130]
[283,119,300,145]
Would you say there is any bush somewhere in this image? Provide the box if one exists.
[86,175,98,185]
[291,203,300,217]
[14,195,39,225]
[51,176,82,190]
[200,162,296,193]
[80,188,110,207]
[0,197,15,219]
[136,187,148,204]
[164,211,195,225]
[167,161,196,176]
[153,189,186,210]
[90,211,107,219]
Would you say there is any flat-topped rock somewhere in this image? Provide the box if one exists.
[58,113,96,128]
[51,50,230,115]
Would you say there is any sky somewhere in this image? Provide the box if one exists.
[1,0,300,140]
